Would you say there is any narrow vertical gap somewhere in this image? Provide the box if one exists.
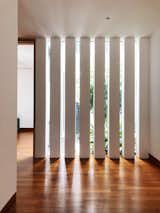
[135,37,140,155]
[60,38,65,157]
[121,38,125,156]
[105,38,110,154]
[17,43,34,158]
[45,38,51,158]
[75,38,80,156]
[120,38,125,155]
[107,38,111,155]
[90,38,95,154]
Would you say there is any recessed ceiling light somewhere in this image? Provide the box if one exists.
[105,17,111,20]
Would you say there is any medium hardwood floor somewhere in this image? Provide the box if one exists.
[8,131,160,213]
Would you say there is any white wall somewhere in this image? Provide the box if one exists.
[17,45,34,128]
[150,31,160,161]
[0,0,17,211]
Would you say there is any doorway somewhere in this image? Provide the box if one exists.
[17,40,35,159]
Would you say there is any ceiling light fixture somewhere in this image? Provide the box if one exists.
[105,16,111,20]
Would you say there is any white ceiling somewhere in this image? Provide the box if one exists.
[18,0,160,38]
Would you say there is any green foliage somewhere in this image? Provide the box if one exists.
[90,82,108,118]
[89,80,123,153]
[104,83,108,119]
[90,84,94,110]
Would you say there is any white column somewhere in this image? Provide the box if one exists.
[137,37,150,159]
[50,37,61,158]
[94,37,105,159]
[80,37,90,158]
[34,38,46,158]
[65,37,75,158]
[122,37,135,159]
[108,37,120,159]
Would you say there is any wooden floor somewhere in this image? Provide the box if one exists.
[8,131,160,213]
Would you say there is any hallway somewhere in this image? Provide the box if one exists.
[8,132,160,212]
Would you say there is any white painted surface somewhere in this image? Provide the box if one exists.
[34,38,46,158]
[150,31,160,161]
[19,0,160,37]
[122,37,135,159]
[94,37,105,159]
[50,37,61,158]
[17,45,34,128]
[108,37,120,159]
[136,37,150,159]
[65,37,75,158]
[0,0,17,210]
[80,37,90,158]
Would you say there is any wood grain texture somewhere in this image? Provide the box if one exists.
[8,132,160,212]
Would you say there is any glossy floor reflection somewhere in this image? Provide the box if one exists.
[9,131,160,213]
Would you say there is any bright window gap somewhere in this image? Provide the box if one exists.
[105,38,110,154]
[90,38,95,154]
[60,38,65,157]
[135,37,140,155]
[75,38,80,156]
[45,38,51,158]
[120,38,125,154]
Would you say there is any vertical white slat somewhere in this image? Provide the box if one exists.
[122,37,135,159]
[108,37,120,159]
[80,37,90,158]
[50,37,61,158]
[94,37,105,159]
[34,38,46,158]
[65,37,75,158]
[136,37,150,159]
